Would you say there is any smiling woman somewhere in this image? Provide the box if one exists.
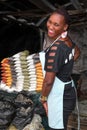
[46,13,68,40]
[40,8,80,130]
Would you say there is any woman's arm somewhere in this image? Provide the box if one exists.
[41,71,56,97]
[74,45,81,61]
[40,71,56,115]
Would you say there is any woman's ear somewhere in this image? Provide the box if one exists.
[64,24,68,31]
[61,31,67,38]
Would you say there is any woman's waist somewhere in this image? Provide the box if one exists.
[56,75,71,82]
[55,76,74,87]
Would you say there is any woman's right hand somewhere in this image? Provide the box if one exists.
[42,101,48,116]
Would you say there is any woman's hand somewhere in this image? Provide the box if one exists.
[42,101,48,116]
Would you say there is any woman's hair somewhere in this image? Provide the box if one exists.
[51,8,71,25]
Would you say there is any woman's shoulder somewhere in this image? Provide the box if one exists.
[56,36,75,49]
[53,39,69,51]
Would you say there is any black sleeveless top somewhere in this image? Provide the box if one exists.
[44,40,75,82]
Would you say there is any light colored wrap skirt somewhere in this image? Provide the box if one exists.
[39,51,76,129]
[47,77,75,129]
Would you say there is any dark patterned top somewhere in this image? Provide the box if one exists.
[44,40,75,82]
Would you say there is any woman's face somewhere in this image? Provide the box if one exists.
[46,13,68,40]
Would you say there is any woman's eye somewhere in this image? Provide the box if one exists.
[54,23,59,26]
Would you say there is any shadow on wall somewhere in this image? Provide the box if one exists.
[69,25,87,73]
[0,21,41,62]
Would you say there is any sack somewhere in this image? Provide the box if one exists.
[0,50,45,92]
[12,93,34,130]
[0,101,15,129]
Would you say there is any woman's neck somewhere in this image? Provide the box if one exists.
[48,35,61,43]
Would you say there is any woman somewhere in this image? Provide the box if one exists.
[40,8,80,130]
